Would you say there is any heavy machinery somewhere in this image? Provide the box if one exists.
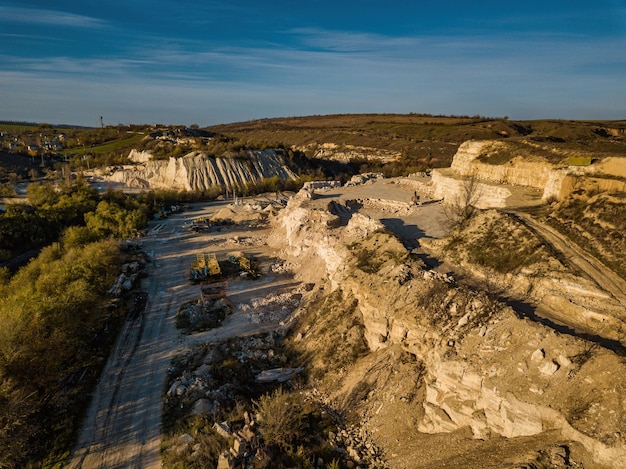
[190,252,221,281]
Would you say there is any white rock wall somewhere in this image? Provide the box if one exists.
[440,140,626,203]
[271,193,626,467]
[431,169,512,208]
[104,149,297,191]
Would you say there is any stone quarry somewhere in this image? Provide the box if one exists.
[267,179,625,467]
[89,148,297,191]
[156,140,625,468]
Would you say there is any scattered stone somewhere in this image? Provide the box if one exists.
[167,380,181,397]
[213,421,231,439]
[217,451,236,469]
[557,354,572,368]
[179,433,194,445]
[193,363,211,377]
[539,360,560,376]
[531,349,545,362]
[190,398,213,416]
[457,313,470,327]
[230,436,246,457]
[256,367,304,383]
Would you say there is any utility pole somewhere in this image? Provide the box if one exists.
[100,116,104,128]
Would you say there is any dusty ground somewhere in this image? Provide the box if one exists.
[67,201,299,468]
[68,176,624,468]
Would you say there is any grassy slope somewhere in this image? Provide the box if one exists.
[207,114,626,168]
[2,115,625,177]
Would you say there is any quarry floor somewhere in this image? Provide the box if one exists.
[67,177,623,468]
[68,179,452,469]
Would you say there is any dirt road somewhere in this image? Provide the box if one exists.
[509,210,626,309]
[68,210,197,468]
[66,182,450,468]
[67,202,291,469]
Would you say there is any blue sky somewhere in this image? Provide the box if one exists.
[1,1,625,126]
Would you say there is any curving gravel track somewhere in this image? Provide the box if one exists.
[509,210,626,310]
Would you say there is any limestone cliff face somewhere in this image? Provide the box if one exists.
[272,192,626,467]
[296,142,400,163]
[450,141,559,190]
[98,149,297,191]
[434,140,626,203]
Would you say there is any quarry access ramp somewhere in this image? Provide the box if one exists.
[507,210,626,310]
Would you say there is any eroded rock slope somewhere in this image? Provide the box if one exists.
[272,189,626,468]
[93,149,297,191]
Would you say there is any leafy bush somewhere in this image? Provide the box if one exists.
[255,387,306,450]
[85,200,147,238]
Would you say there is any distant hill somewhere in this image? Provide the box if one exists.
[207,114,626,170]
[2,115,625,183]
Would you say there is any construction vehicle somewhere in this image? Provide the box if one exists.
[228,254,259,279]
[190,252,221,282]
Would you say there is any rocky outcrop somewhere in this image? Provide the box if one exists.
[433,140,626,204]
[297,142,400,163]
[95,149,297,191]
[271,190,626,467]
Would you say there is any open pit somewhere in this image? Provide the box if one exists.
[69,147,626,468]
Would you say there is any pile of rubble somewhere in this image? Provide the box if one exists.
[236,291,302,324]
[268,259,299,275]
[176,297,232,332]
[107,260,143,297]
[345,172,384,187]
[222,236,265,247]
[328,425,388,469]
[212,403,387,469]
[214,414,261,469]
[165,333,288,415]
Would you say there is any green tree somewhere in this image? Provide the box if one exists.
[85,200,147,238]
[27,182,59,208]
[62,225,98,249]
[0,239,121,467]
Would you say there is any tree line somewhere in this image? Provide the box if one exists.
[0,180,151,467]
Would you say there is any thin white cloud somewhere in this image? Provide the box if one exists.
[0,5,107,28]
[1,18,624,125]
[289,27,419,52]
[0,55,154,77]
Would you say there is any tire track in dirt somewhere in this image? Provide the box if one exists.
[67,213,195,469]
[508,210,626,310]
